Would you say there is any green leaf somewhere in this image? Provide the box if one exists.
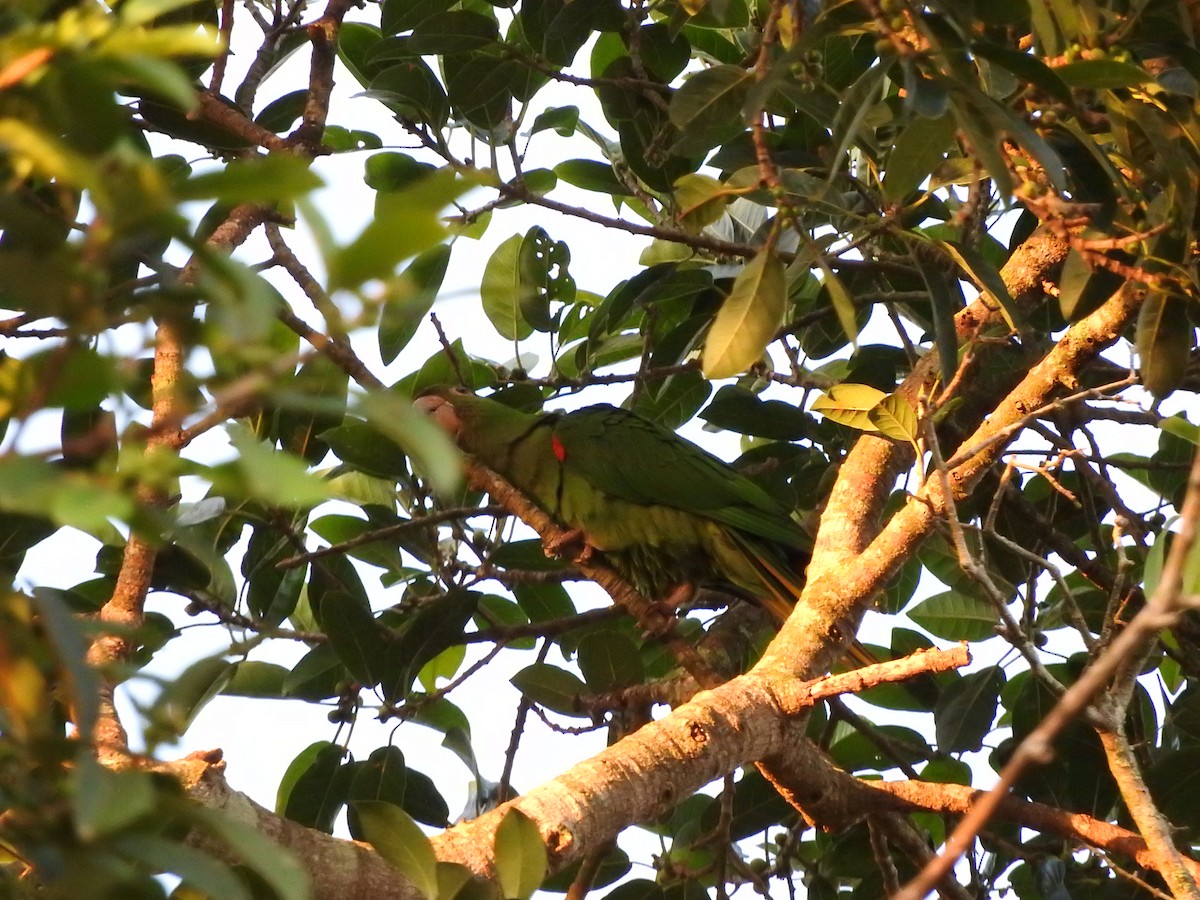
[811,384,886,432]
[255,90,307,132]
[1138,290,1193,399]
[381,0,452,34]
[532,105,579,137]
[1056,59,1152,89]
[883,113,956,203]
[511,663,587,716]
[910,249,963,387]
[701,247,785,378]
[481,233,535,340]
[818,262,859,346]
[939,240,1022,330]
[970,42,1073,105]
[221,427,333,508]
[668,64,752,155]
[366,61,451,128]
[908,592,997,641]
[379,589,477,702]
[33,588,98,736]
[187,806,311,900]
[145,655,233,745]
[513,582,576,623]
[220,661,289,698]
[935,666,1004,753]
[358,391,462,496]
[577,631,644,691]
[118,0,211,26]
[517,225,573,332]
[328,168,475,291]
[672,173,729,231]
[444,54,518,131]
[438,862,499,900]
[321,420,409,481]
[276,742,350,833]
[365,153,437,192]
[243,527,305,626]
[111,833,251,900]
[347,746,408,819]
[284,644,345,701]
[553,159,632,196]
[178,155,322,203]
[494,809,548,900]
[354,801,438,900]
[1146,748,1200,830]
[337,22,386,87]
[71,757,157,840]
[408,10,499,54]
[320,594,387,687]
[1056,248,1125,322]
[700,384,810,440]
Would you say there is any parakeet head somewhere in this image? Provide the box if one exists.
[413,385,470,439]
[414,386,540,458]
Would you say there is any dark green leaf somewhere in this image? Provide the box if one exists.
[669,65,752,155]
[511,663,587,716]
[276,741,351,833]
[908,592,998,641]
[577,631,643,690]
[380,589,477,702]
[934,666,1004,753]
[380,0,451,34]
[883,113,956,203]
[320,594,387,688]
[144,655,233,745]
[321,420,409,480]
[1138,290,1193,399]
[700,385,810,440]
[554,159,632,196]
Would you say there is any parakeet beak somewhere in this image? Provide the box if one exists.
[414,394,462,438]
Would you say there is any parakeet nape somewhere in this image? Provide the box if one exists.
[416,387,810,623]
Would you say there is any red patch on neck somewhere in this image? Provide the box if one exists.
[551,433,567,462]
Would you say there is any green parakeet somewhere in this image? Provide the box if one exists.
[416,387,809,622]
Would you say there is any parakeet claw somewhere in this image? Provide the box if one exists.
[636,583,692,638]
[544,528,595,563]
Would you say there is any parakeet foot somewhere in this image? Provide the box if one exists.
[638,583,693,638]
[543,528,595,564]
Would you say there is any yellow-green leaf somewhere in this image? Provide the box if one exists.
[811,383,886,432]
[354,801,438,900]
[868,393,919,444]
[672,173,729,232]
[0,119,95,190]
[494,809,547,900]
[481,233,535,340]
[701,247,785,378]
[818,262,858,345]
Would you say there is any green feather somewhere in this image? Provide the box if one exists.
[425,389,809,620]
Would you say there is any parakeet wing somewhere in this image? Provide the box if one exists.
[551,405,806,548]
